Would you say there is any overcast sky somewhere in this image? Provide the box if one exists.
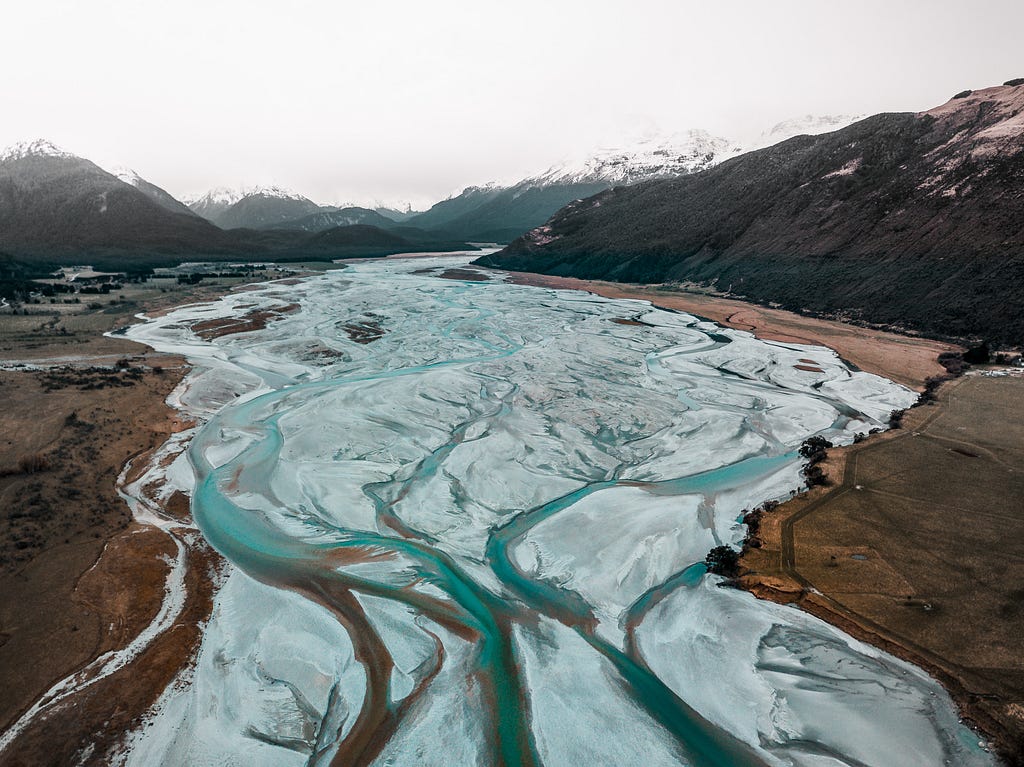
[3,0,1021,208]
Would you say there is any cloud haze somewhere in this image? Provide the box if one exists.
[3,0,1021,207]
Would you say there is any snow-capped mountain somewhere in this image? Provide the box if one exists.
[184,187,251,222]
[754,114,863,149]
[406,130,742,241]
[186,185,320,229]
[0,138,225,258]
[210,186,321,230]
[527,129,741,187]
[111,166,196,217]
[0,139,78,163]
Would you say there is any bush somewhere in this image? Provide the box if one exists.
[705,545,740,577]
[937,351,967,376]
[799,435,833,486]
[963,342,990,364]
[799,435,833,459]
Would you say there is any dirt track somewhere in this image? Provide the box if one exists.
[740,374,1024,764]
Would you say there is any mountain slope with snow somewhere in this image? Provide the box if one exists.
[481,83,1024,343]
[407,121,858,242]
[208,186,321,229]
[184,187,247,222]
[112,167,197,217]
[0,139,229,261]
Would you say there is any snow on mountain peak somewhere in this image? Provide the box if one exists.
[0,139,78,162]
[183,186,248,207]
[111,166,144,187]
[528,129,743,187]
[246,185,310,202]
[184,185,312,206]
[756,115,863,148]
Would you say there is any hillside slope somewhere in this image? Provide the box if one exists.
[0,141,232,260]
[213,187,320,229]
[480,83,1024,343]
[111,168,197,217]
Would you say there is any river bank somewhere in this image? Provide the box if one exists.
[496,271,960,390]
[737,372,1024,765]
[494,268,1021,762]
[1,254,1003,765]
[0,270,323,765]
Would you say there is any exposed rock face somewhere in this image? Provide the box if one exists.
[480,84,1024,343]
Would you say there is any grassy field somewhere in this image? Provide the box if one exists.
[741,373,1024,764]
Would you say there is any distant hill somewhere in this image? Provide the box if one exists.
[0,141,475,270]
[0,140,232,262]
[212,187,321,229]
[479,83,1024,344]
[373,205,419,222]
[269,206,399,232]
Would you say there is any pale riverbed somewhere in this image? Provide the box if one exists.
[116,254,990,767]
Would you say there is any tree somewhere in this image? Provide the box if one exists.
[705,545,740,577]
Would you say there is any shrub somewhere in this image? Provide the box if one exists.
[962,342,990,364]
[705,545,740,577]
[799,435,833,459]
[937,351,967,376]
[799,435,833,487]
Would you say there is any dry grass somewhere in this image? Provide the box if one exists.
[740,374,1024,764]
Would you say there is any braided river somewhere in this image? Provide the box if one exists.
[119,254,992,767]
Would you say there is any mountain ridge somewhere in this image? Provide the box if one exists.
[477,83,1024,344]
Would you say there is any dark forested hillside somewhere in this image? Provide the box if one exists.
[0,148,234,260]
[479,83,1024,344]
[0,144,475,270]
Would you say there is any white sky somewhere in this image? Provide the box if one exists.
[3,0,1022,209]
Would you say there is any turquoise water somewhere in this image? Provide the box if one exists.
[126,257,989,767]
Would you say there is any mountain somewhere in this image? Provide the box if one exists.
[268,206,399,232]
[112,167,197,216]
[184,187,246,222]
[529,129,741,185]
[406,126,846,243]
[753,114,863,149]
[211,186,321,229]
[0,140,232,262]
[0,141,476,268]
[478,82,1024,344]
[373,204,419,222]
